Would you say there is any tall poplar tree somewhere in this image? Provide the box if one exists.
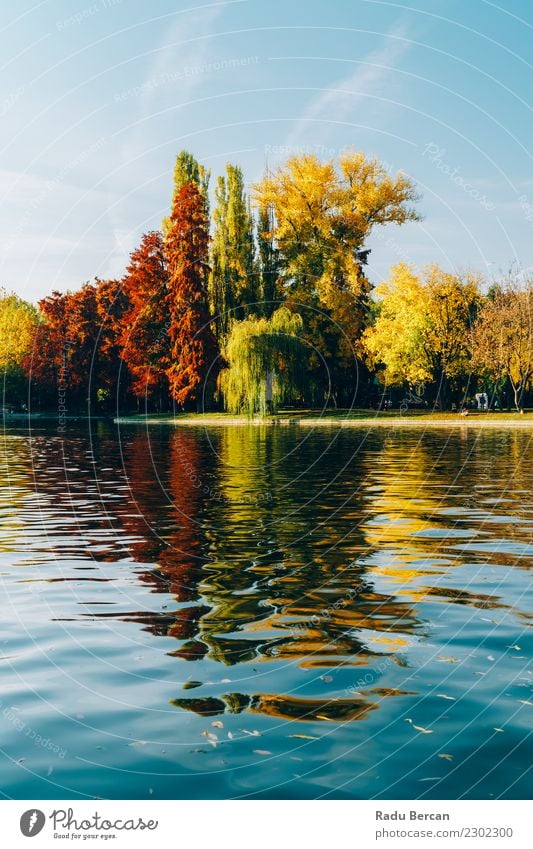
[209,163,256,342]
[165,182,218,410]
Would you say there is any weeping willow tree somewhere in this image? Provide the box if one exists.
[218,307,305,416]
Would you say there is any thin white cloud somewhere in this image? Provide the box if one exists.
[284,26,411,151]
[106,3,227,280]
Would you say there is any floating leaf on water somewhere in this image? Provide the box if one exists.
[436,656,458,663]
[201,731,218,742]
[253,749,272,756]
[406,718,433,734]
[290,734,319,740]
[438,753,453,761]
[211,720,224,728]
[508,645,521,651]
[436,694,456,701]
[370,636,408,647]
[240,729,262,736]
[227,731,234,739]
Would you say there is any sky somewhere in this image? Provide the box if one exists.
[1,0,533,302]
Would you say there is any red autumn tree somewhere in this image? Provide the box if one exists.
[65,283,102,410]
[95,277,131,409]
[26,282,125,412]
[118,231,170,408]
[24,290,70,408]
[165,183,218,409]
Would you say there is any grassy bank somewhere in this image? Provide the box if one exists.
[114,409,533,428]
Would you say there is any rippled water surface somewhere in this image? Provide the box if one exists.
[0,422,531,799]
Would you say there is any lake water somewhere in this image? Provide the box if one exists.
[0,422,531,800]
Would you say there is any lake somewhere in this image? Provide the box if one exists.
[0,422,531,799]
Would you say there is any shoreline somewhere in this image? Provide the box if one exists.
[4,412,531,429]
[113,415,533,428]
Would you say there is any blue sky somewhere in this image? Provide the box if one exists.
[2,0,533,302]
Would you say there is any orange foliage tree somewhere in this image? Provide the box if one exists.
[165,183,218,409]
[118,231,170,409]
[26,282,128,412]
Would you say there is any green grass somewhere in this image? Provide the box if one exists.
[115,408,532,423]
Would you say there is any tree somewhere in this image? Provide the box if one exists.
[253,152,420,403]
[25,290,70,407]
[0,291,38,409]
[472,279,532,411]
[254,152,418,301]
[94,278,130,409]
[26,283,126,412]
[218,307,304,417]
[362,263,432,386]
[27,286,100,410]
[423,265,481,404]
[172,150,210,203]
[363,263,480,405]
[209,164,256,341]
[118,232,170,408]
[163,150,210,234]
[165,182,218,409]
[257,203,281,317]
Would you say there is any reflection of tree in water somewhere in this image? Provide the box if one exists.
[171,690,378,722]
[6,424,530,727]
[115,428,215,656]
[136,427,424,670]
[359,431,529,609]
[10,425,423,679]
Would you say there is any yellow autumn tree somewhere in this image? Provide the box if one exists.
[472,279,532,411]
[254,152,419,298]
[253,152,420,403]
[0,290,39,408]
[363,264,481,403]
[363,264,431,386]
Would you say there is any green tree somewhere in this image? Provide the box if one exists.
[209,164,256,341]
[163,150,210,234]
[218,307,304,417]
[257,203,281,317]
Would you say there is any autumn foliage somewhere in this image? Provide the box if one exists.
[1,147,530,415]
[165,183,218,408]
